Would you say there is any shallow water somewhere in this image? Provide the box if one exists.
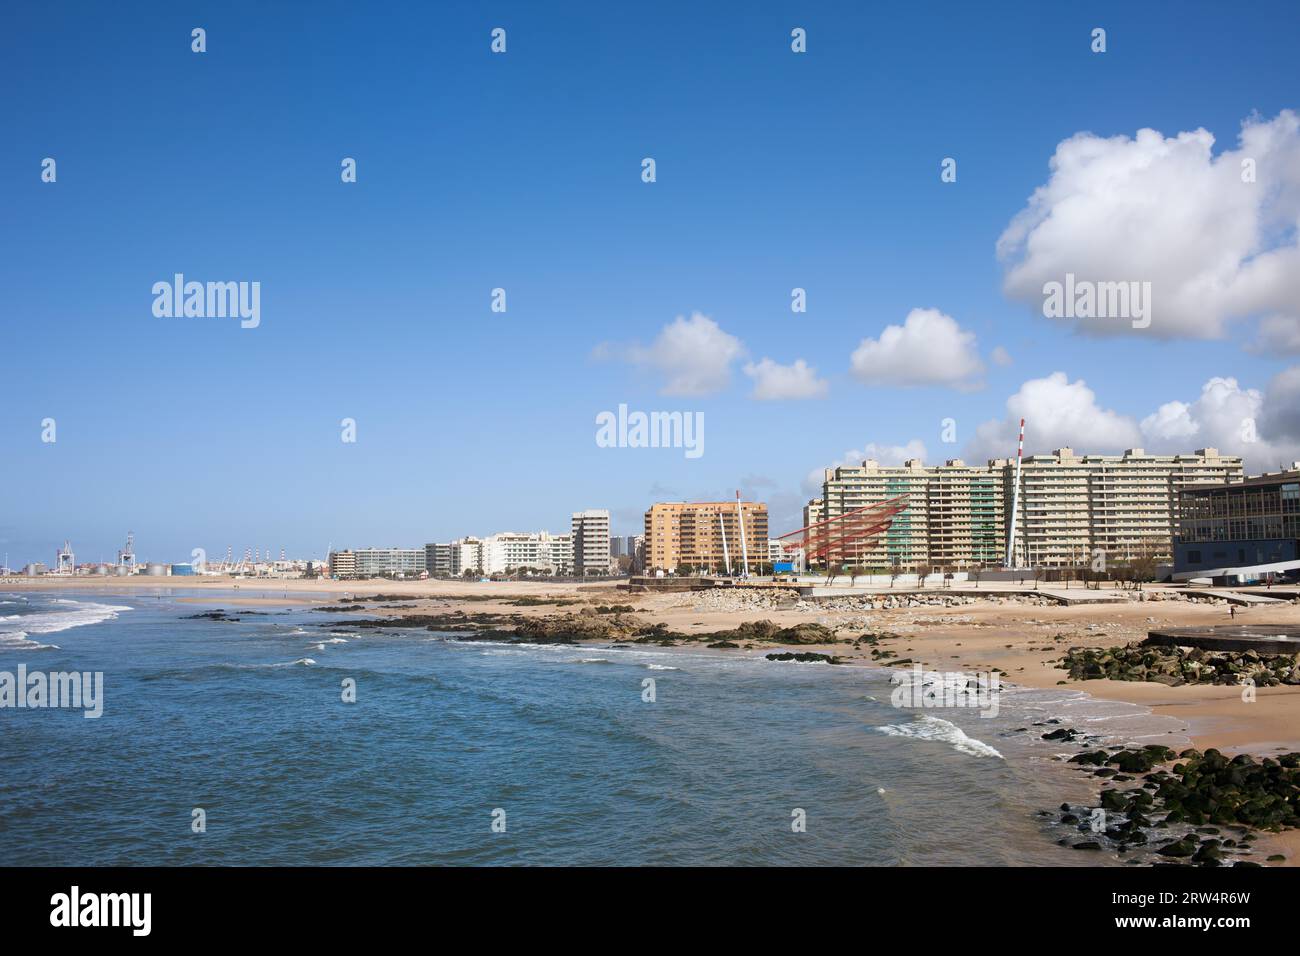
[0,590,1188,865]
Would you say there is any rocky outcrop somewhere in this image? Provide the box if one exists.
[512,611,648,643]
[1059,644,1300,686]
[1057,747,1300,866]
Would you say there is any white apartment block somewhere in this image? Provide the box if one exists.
[330,548,425,578]
[480,531,572,575]
[571,509,611,576]
[548,533,573,575]
[427,534,571,576]
[352,548,426,577]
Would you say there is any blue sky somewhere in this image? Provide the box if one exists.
[3,1,1299,566]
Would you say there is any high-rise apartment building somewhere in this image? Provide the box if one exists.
[998,448,1243,566]
[811,448,1242,570]
[644,501,769,573]
[571,510,611,576]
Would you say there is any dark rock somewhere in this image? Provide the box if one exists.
[765,651,841,665]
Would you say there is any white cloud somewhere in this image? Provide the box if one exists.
[599,312,745,396]
[998,110,1300,341]
[1249,315,1300,354]
[990,345,1013,367]
[967,372,1142,462]
[1139,400,1201,444]
[849,308,985,389]
[1139,378,1257,450]
[743,358,828,400]
[1140,375,1300,473]
[968,370,1300,474]
[803,440,928,494]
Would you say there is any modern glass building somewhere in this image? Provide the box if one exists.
[1174,470,1300,577]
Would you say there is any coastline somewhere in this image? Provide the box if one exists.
[9,575,1300,863]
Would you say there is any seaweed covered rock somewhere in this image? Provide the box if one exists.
[1059,644,1300,686]
[1090,748,1300,833]
[765,651,842,664]
[770,623,838,645]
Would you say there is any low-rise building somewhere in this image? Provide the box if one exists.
[1174,467,1300,579]
[351,548,426,577]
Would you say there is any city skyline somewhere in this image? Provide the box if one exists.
[5,2,1300,566]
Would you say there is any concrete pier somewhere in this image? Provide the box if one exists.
[1144,625,1300,654]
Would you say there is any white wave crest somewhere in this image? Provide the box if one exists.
[877,714,1004,759]
[0,599,130,652]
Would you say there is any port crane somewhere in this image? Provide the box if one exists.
[117,532,137,573]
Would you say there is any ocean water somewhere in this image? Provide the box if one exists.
[0,590,1189,866]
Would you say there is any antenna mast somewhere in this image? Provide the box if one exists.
[1004,419,1025,568]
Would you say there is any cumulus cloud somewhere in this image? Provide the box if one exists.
[743,358,828,400]
[998,110,1300,342]
[968,370,1300,473]
[849,308,985,389]
[1141,374,1300,472]
[1140,378,1261,451]
[597,312,745,396]
[803,440,929,494]
[966,372,1142,462]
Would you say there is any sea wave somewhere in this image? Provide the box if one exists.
[0,631,60,651]
[0,599,131,651]
[877,714,1004,759]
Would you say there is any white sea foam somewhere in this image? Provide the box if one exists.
[877,714,1004,759]
[644,663,678,670]
[0,599,131,652]
[0,630,59,651]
